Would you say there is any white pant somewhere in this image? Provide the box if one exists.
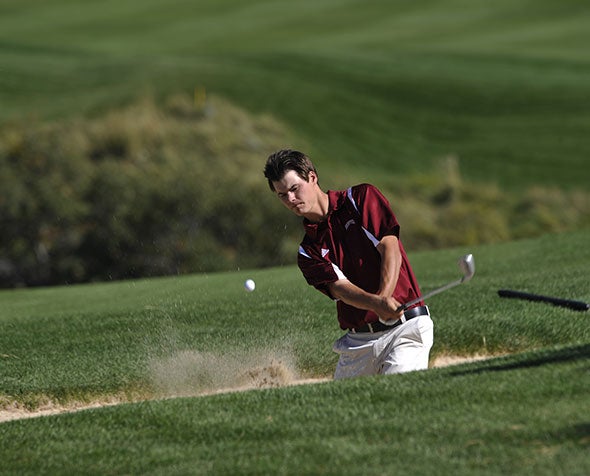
[332,314,434,379]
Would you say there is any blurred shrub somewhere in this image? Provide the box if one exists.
[0,94,300,287]
[380,156,590,250]
[1,99,588,288]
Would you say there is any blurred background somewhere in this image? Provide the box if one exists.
[1,0,589,287]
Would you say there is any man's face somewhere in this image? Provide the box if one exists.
[272,169,318,217]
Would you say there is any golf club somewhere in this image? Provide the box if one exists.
[397,253,475,312]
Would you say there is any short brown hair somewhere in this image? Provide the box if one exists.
[264,149,318,192]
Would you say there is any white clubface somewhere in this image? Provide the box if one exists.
[244,279,256,292]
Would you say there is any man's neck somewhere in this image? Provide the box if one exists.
[304,190,330,223]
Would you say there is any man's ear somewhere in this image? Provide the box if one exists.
[308,171,318,184]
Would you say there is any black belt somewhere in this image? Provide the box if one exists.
[349,305,429,334]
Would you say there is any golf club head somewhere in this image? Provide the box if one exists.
[459,254,475,283]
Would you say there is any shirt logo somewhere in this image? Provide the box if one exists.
[345,219,355,230]
[321,248,330,258]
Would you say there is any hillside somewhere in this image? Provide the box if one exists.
[1,0,589,189]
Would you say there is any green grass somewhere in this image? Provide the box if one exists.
[1,229,588,404]
[0,231,589,473]
[0,346,588,475]
[1,0,590,189]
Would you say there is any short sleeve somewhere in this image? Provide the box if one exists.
[297,241,345,299]
[352,184,400,240]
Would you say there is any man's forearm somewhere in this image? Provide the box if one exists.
[376,235,402,297]
[328,279,383,312]
[327,279,402,321]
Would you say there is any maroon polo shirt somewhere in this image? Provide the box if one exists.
[297,184,422,330]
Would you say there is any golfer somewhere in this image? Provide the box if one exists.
[264,149,433,379]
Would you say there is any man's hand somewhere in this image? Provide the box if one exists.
[375,295,405,323]
[327,280,404,322]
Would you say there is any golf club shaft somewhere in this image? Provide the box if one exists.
[396,278,463,311]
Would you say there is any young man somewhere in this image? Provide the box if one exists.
[264,149,433,379]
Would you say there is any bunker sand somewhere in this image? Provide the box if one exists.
[0,353,490,423]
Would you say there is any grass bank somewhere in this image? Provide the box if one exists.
[0,230,588,409]
[0,230,588,474]
[0,345,588,475]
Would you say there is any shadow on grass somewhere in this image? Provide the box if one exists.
[450,343,590,377]
[550,423,590,445]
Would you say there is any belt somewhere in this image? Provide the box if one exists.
[349,305,429,334]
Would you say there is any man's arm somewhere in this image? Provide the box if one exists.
[327,280,403,321]
[376,235,402,298]
[326,235,404,322]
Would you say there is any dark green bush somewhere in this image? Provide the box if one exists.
[0,94,299,287]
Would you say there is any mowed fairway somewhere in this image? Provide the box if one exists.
[1,231,589,474]
[1,0,590,189]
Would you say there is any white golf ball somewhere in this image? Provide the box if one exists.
[244,279,256,292]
